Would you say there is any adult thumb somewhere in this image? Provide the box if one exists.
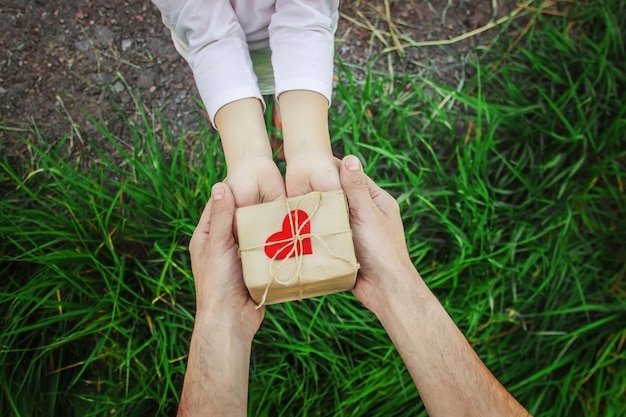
[340,155,376,215]
[209,182,236,242]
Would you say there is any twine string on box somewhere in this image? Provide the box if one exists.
[238,192,360,308]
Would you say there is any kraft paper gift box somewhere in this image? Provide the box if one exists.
[236,190,359,306]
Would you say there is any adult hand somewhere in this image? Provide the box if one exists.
[180,182,261,416]
[338,155,418,316]
[338,155,532,417]
[189,182,264,338]
[225,156,286,207]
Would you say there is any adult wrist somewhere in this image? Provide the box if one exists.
[179,312,253,417]
[372,266,431,325]
[194,306,257,344]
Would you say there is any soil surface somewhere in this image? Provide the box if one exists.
[0,0,513,159]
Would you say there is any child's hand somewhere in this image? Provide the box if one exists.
[276,91,340,197]
[225,157,286,207]
[285,154,341,197]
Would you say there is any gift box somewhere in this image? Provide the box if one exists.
[236,190,359,306]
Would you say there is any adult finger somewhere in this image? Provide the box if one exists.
[196,198,213,232]
[339,155,378,215]
[368,179,400,215]
[208,182,236,244]
[340,156,398,215]
[190,198,213,255]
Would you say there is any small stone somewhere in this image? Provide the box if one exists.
[137,73,153,89]
[11,83,27,94]
[147,38,165,55]
[94,25,114,46]
[0,87,6,94]
[111,81,124,93]
[91,73,110,86]
[121,39,133,51]
[174,91,187,104]
[75,39,91,52]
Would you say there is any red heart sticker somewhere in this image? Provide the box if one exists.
[264,210,313,260]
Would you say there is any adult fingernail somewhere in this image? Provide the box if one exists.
[212,183,225,201]
[345,155,361,172]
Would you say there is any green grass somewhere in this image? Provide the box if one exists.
[2,0,625,415]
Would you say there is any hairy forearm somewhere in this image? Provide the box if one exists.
[177,315,253,417]
[377,270,531,417]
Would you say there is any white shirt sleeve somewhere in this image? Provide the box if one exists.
[269,0,339,106]
[151,0,264,124]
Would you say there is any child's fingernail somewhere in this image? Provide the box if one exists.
[345,155,361,172]
[212,183,225,201]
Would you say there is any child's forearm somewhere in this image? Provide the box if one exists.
[214,98,273,167]
[278,90,333,160]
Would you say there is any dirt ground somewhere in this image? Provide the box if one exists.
[0,0,512,158]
